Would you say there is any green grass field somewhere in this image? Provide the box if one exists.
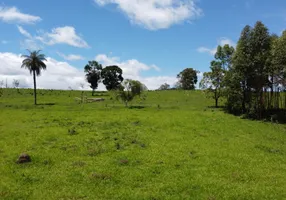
[0,89,285,200]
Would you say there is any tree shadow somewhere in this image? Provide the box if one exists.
[207,106,225,109]
[37,103,56,106]
[128,106,145,109]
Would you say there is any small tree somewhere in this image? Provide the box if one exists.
[79,83,85,90]
[177,68,198,90]
[84,61,102,96]
[115,79,147,107]
[158,83,170,90]
[13,79,20,92]
[0,80,3,97]
[101,65,124,90]
[200,61,225,108]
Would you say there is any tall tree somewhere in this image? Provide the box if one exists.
[226,21,272,118]
[101,65,124,91]
[200,61,225,108]
[215,44,235,70]
[177,68,198,90]
[227,25,253,113]
[84,61,102,96]
[249,21,271,116]
[21,50,47,105]
[272,31,286,89]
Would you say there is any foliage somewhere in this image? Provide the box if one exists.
[177,68,198,90]
[0,80,3,97]
[201,45,234,107]
[222,21,286,120]
[200,61,225,107]
[21,50,47,105]
[84,61,102,96]
[12,79,20,91]
[115,79,147,106]
[272,31,286,89]
[158,83,170,90]
[101,65,124,91]
[215,44,235,70]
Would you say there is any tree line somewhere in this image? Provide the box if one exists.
[83,60,147,106]
[200,21,286,122]
[17,50,199,105]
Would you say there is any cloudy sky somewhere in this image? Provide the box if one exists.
[0,0,285,90]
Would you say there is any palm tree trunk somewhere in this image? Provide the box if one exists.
[33,70,37,105]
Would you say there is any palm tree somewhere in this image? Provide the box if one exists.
[21,50,47,105]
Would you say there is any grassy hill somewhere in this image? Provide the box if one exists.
[0,89,285,199]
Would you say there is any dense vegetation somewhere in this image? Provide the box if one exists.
[0,88,285,199]
[201,21,286,123]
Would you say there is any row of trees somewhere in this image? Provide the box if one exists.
[0,79,20,89]
[83,61,147,106]
[84,61,124,95]
[157,68,199,91]
[200,21,286,121]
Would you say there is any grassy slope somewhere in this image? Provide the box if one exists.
[0,89,285,200]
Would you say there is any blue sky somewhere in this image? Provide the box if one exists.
[0,0,285,90]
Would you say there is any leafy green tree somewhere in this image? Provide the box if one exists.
[158,83,170,90]
[101,65,124,91]
[248,21,271,116]
[200,61,225,108]
[215,44,235,70]
[21,50,47,105]
[13,79,20,88]
[272,31,286,89]
[0,80,3,97]
[115,79,147,107]
[13,79,20,92]
[177,68,198,90]
[226,21,272,118]
[84,61,102,96]
[228,25,253,113]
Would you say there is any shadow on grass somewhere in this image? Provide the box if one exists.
[128,106,145,109]
[37,103,56,106]
[207,106,225,109]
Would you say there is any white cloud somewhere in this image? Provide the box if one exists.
[17,25,32,38]
[36,26,89,48]
[57,52,84,61]
[96,54,176,89]
[197,37,236,56]
[0,6,41,24]
[0,52,176,90]
[0,52,87,90]
[96,54,160,76]
[17,25,42,50]
[20,39,43,51]
[197,47,216,55]
[94,0,202,30]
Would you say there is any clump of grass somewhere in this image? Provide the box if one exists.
[68,127,78,135]
[119,159,129,165]
[87,147,104,156]
[89,172,112,180]
[115,142,121,150]
[72,161,86,167]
